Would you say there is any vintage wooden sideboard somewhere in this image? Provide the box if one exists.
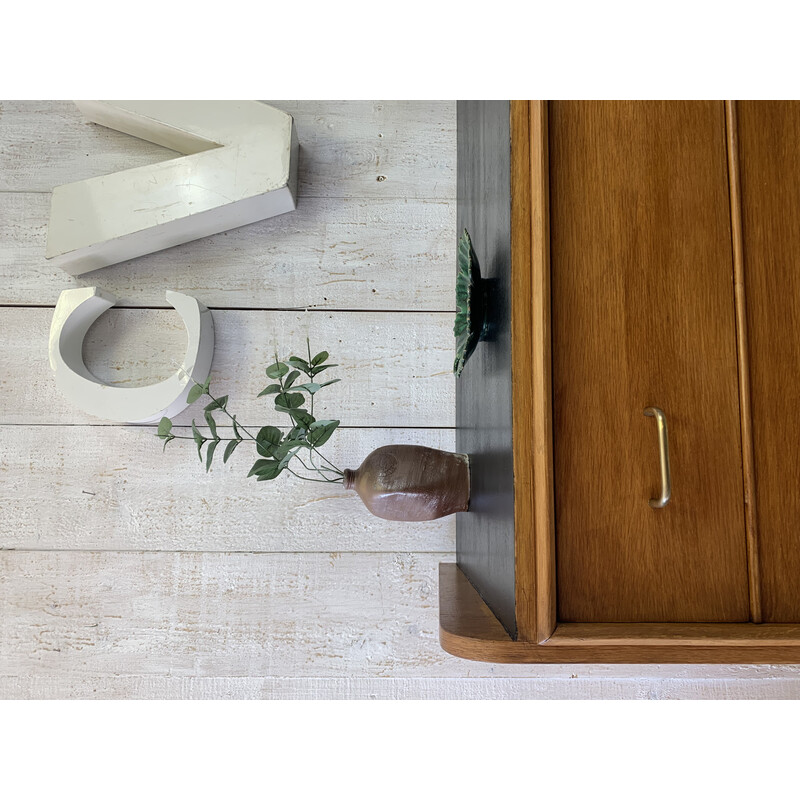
[440,100,800,663]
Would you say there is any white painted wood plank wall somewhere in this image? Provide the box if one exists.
[1,100,799,699]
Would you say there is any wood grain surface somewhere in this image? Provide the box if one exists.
[507,100,557,643]
[514,100,556,642]
[550,101,749,622]
[439,564,800,663]
[737,101,800,622]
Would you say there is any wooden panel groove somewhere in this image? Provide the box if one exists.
[724,99,762,622]
[511,100,535,642]
[531,101,556,642]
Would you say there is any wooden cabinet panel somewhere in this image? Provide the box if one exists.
[738,101,800,622]
[551,101,749,622]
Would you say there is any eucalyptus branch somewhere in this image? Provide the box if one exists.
[159,342,344,486]
[206,389,257,442]
[309,447,343,475]
[164,434,241,441]
[291,452,342,483]
[308,446,343,478]
[286,467,341,485]
[176,366,258,443]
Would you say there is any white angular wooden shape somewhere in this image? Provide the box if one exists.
[46,101,299,275]
[49,287,214,423]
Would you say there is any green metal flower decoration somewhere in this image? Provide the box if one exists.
[453,228,487,377]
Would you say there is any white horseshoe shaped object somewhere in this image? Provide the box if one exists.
[49,287,214,424]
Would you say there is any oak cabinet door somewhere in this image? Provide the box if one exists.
[551,101,750,622]
[738,101,800,622]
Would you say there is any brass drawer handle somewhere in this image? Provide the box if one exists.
[644,407,671,509]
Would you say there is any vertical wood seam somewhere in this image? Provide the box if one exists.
[725,99,762,623]
[511,100,536,641]
[512,100,556,643]
[533,101,556,641]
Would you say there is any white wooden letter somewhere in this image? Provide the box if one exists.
[46,101,299,275]
[49,287,215,424]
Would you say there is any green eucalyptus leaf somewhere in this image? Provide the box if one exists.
[205,395,228,412]
[256,425,282,446]
[294,379,343,394]
[271,441,295,459]
[187,383,205,404]
[257,384,281,397]
[293,382,321,394]
[205,439,219,473]
[204,411,218,440]
[192,420,206,461]
[162,434,174,452]
[232,415,242,441]
[266,362,289,379]
[272,440,308,461]
[287,425,306,441]
[278,453,296,469]
[274,392,305,411]
[307,419,340,447]
[311,350,329,366]
[284,370,301,389]
[223,438,240,464]
[157,417,173,438]
[287,356,311,375]
[256,425,282,457]
[311,364,337,374]
[248,459,275,478]
[249,460,284,481]
[288,409,314,429]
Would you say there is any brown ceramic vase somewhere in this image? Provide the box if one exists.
[343,444,470,521]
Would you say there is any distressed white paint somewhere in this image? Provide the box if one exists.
[46,101,299,275]
[1,551,799,693]
[0,193,455,310]
[1,100,794,699]
[1,307,455,427]
[7,676,800,700]
[49,288,214,423]
[0,425,456,552]
[0,100,455,198]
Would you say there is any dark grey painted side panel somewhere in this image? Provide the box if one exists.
[455,100,516,638]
